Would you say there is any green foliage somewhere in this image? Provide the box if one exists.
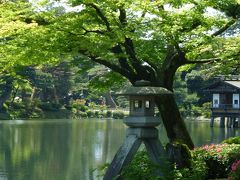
[77,111,88,118]
[222,136,240,144]
[228,160,240,180]
[174,73,201,118]
[120,143,240,180]
[121,150,206,180]
[9,100,44,119]
[193,143,240,179]
[39,102,61,111]
[201,102,212,118]
[120,151,162,180]
[112,110,125,119]
[169,157,207,180]
[105,110,112,118]
[94,110,100,118]
[166,142,192,169]
[86,110,94,118]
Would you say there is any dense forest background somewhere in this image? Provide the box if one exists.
[0,60,215,120]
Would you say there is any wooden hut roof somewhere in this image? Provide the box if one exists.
[204,80,240,93]
[224,81,240,89]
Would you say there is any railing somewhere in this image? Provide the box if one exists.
[212,104,240,109]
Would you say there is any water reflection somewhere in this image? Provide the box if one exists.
[0,119,239,180]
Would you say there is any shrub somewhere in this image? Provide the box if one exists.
[201,102,211,118]
[121,150,206,180]
[112,111,125,119]
[86,110,94,118]
[97,111,104,118]
[71,99,88,111]
[222,136,240,144]
[105,110,112,118]
[94,111,100,118]
[71,107,77,114]
[120,151,162,180]
[39,102,61,111]
[228,159,240,180]
[169,156,207,180]
[78,111,87,118]
[79,105,88,112]
[193,144,240,179]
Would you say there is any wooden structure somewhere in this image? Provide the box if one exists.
[205,78,240,128]
[103,81,172,180]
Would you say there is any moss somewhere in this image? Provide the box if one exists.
[166,142,192,169]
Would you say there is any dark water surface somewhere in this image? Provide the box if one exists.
[0,119,239,180]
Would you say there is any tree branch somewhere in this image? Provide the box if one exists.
[89,56,137,83]
[78,49,137,83]
[211,19,236,37]
[111,45,136,75]
[184,58,220,64]
[85,3,111,31]
[119,7,127,25]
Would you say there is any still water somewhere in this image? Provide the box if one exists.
[0,119,239,180]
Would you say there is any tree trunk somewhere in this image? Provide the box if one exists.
[155,94,194,149]
[0,80,13,111]
[52,86,59,104]
[30,87,36,103]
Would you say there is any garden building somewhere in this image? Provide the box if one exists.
[205,78,240,128]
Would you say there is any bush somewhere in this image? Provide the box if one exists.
[201,102,211,118]
[39,102,61,111]
[110,143,240,180]
[78,111,87,118]
[222,136,240,144]
[105,110,112,118]
[121,150,206,180]
[71,107,77,114]
[120,151,162,180]
[112,111,125,119]
[71,99,88,111]
[193,144,240,179]
[169,156,207,180]
[86,110,94,118]
[79,105,88,112]
[228,159,240,180]
[94,111,100,118]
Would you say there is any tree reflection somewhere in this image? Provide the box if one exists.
[2,120,238,180]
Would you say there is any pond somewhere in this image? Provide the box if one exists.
[0,119,239,180]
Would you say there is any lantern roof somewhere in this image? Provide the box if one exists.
[116,81,172,96]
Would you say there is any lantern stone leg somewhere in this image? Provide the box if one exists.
[103,128,142,180]
[103,127,168,180]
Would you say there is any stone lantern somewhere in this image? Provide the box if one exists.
[104,81,172,180]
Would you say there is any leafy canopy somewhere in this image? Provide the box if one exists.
[0,0,239,80]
